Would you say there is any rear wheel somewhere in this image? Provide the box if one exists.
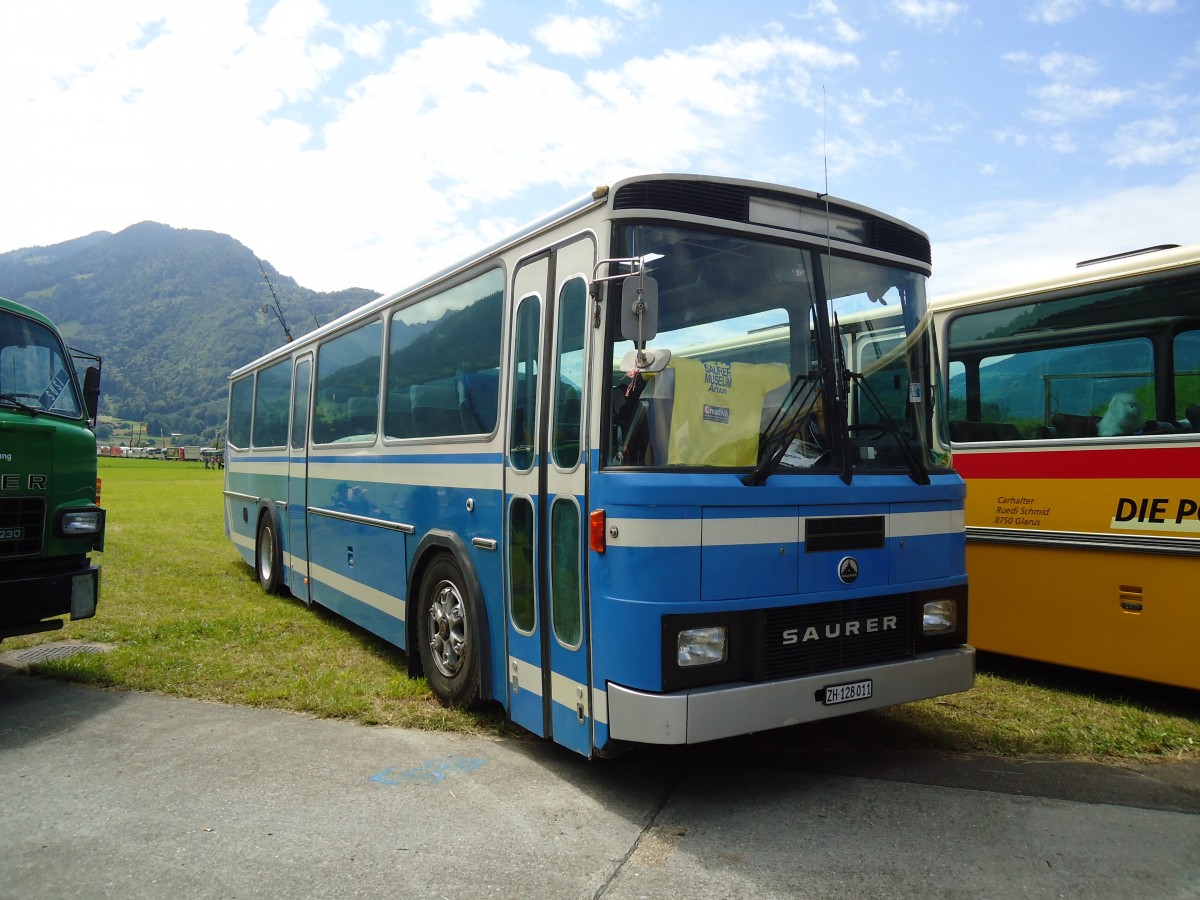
[256,513,283,595]
[417,556,480,707]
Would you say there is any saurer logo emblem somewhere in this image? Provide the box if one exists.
[838,556,859,584]
[781,615,898,646]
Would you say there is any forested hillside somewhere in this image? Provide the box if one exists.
[0,223,378,443]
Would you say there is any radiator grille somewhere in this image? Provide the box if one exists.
[0,497,46,557]
[757,595,913,679]
[805,515,885,553]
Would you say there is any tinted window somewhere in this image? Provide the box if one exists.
[314,321,382,444]
[252,359,292,448]
[552,278,586,468]
[386,268,504,440]
[508,295,541,471]
[228,376,253,449]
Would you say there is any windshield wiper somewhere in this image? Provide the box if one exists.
[0,392,40,416]
[742,376,824,486]
[845,371,930,485]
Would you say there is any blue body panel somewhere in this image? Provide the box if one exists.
[587,469,967,695]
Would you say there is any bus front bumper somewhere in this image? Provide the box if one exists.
[606,646,975,745]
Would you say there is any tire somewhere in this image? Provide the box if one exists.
[255,512,284,595]
[416,555,480,707]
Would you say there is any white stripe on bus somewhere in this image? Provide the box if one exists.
[608,508,962,549]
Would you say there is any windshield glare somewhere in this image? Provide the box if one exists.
[0,313,84,418]
[605,223,942,475]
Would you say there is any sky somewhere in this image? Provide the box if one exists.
[2,0,1198,298]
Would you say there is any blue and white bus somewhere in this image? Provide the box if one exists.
[224,174,973,757]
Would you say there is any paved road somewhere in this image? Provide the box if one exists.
[2,669,1198,899]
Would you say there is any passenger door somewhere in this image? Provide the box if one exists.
[504,235,595,754]
[286,355,312,602]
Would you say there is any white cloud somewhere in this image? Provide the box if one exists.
[1015,51,1131,125]
[880,50,902,73]
[994,127,1030,147]
[601,0,660,18]
[1046,130,1077,153]
[1026,0,1087,25]
[532,15,619,58]
[416,0,481,28]
[338,20,390,58]
[798,0,862,42]
[832,18,863,43]
[1029,81,1131,124]
[1107,116,1200,167]
[1038,50,1099,80]
[890,0,965,30]
[1120,0,1180,11]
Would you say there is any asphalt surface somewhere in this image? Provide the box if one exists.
[1,667,1198,899]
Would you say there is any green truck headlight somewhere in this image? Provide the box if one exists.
[60,509,104,535]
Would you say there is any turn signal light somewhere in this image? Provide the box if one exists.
[589,509,606,553]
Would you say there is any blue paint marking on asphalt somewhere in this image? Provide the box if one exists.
[369,755,486,786]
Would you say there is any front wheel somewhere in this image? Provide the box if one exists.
[256,513,283,595]
[416,556,480,707]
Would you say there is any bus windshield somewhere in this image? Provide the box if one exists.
[605,223,941,479]
[0,311,83,419]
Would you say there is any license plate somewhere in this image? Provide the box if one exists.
[824,679,873,705]
[0,527,23,542]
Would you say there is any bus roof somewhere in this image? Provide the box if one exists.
[930,242,1200,313]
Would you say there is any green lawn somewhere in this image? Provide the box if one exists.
[6,458,1197,760]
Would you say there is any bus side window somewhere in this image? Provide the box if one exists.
[385,392,413,439]
[410,381,463,437]
[1186,403,1200,430]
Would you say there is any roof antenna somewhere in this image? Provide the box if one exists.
[822,84,830,200]
[257,257,293,342]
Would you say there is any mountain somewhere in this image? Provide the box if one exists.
[0,223,379,443]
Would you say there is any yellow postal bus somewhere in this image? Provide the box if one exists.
[930,244,1199,689]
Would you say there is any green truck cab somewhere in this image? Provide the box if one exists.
[0,296,105,641]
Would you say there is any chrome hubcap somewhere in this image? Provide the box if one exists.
[427,581,467,678]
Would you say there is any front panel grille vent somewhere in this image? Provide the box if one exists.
[805,515,885,553]
[613,180,749,222]
[0,497,46,558]
[871,219,932,264]
[757,595,912,679]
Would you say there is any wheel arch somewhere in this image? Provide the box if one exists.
[254,499,287,595]
[406,530,494,702]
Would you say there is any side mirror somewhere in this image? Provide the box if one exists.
[620,275,658,343]
[82,366,101,424]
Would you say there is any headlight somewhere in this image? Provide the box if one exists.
[923,598,957,635]
[677,626,727,667]
[59,509,104,535]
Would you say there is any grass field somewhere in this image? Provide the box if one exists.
[6,458,1198,760]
